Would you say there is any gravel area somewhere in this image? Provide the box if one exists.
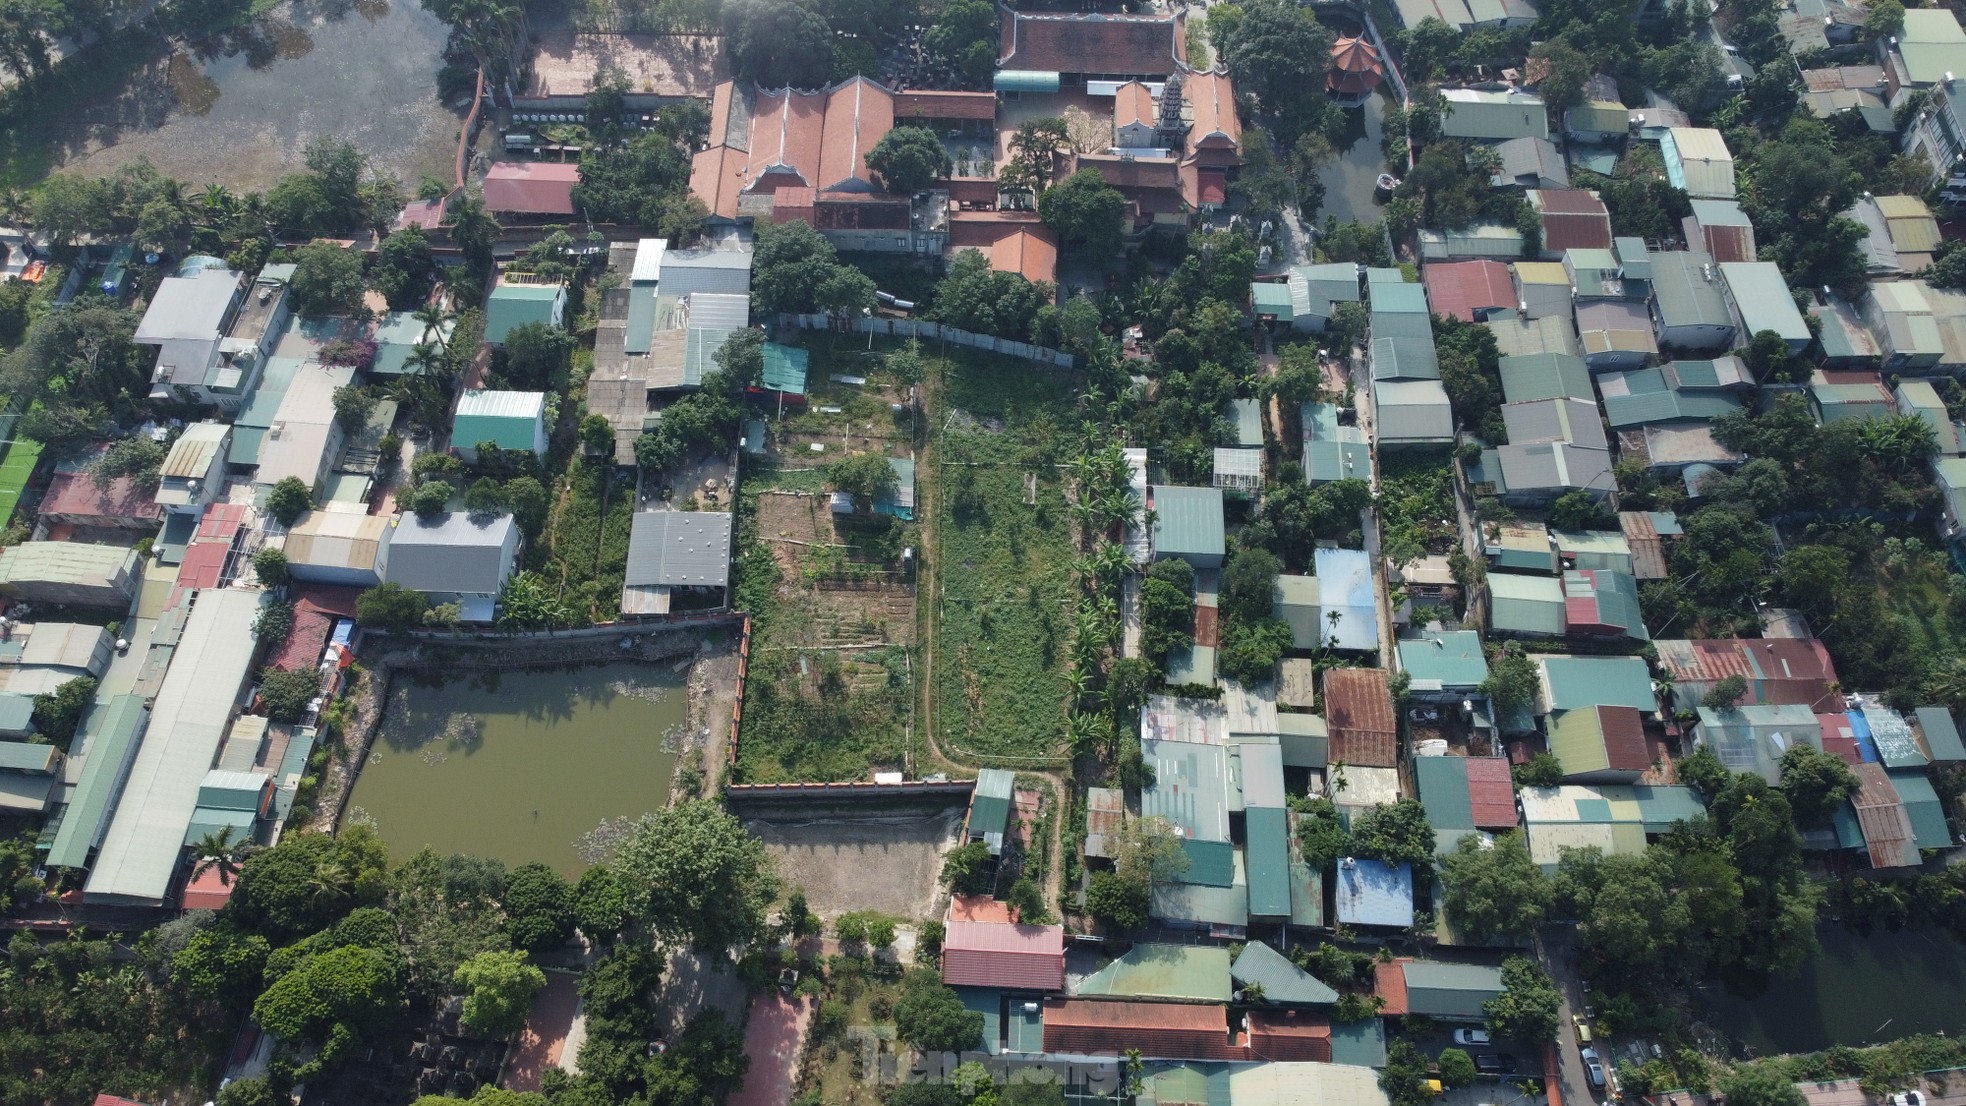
[744,806,966,922]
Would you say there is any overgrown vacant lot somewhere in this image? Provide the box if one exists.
[931,354,1079,762]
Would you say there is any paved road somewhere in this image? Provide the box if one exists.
[1537,925,1604,1106]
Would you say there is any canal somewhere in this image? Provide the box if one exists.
[1697,923,1966,1056]
[346,662,683,876]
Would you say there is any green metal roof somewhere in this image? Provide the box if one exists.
[1245,806,1292,919]
[1252,282,1294,314]
[1151,485,1226,563]
[1916,706,1966,762]
[968,767,1015,848]
[1498,354,1593,404]
[955,987,1002,1055]
[995,70,1060,92]
[1007,1000,1043,1053]
[1867,706,1928,770]
[1890,770,1951,850]
[1540,655,1655,713]
[761,342,809,395]
[1487,573,1565,636]
[0,542,136,589]
[1401,960,1505,1018]
[1077,944,1234,1003]
[1414,756,1476,844]
[1328,1018,1388,1067]
[453,390,545,454]
[1232,940,1338,1004]
[0,741,57,773]
[1632,784,1706,830]
[1142,1063,1233,1106]
[1166,643,1217,686]
[1286,812,1326,926]
[682,327,739,389]
[183,805,255,846]
[1549,708,1619,776]
[484,283,562,345]
[1229,398,1263,448]
[1398,630,1488,690]
[0,694,34,737]
[45,695,149,869]
[1278,714,1328,769]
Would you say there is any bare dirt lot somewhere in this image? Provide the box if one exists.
[744,804,965,921]
[753,489,917,648]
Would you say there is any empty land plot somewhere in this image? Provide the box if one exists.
[930,353,1078,762]
[733,465,917,783]
[743,804,965,919]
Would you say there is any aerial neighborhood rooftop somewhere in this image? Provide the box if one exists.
[6,0,1966,1104]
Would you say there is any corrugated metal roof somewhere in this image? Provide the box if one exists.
[1401,960,1504,1017]
[1372,379,1454,443]
[1334,858,1413,927]
[1324,668,1397,767]
[1233,939,1338,1004]
[1664,127,1735,198]
[1327,1019,1388,1067]
[687,292,750,331]
[1851,762,1918,868]
[85,589,261,903]
[1151,485,1226,562]
[0,543,135,589]
[1245,805,1292,918]
[457,388,547,422]
[631,238,667,284]
[1867,706,1927,769]
[1498,353,1593,404]
[942,920,1066,990]
[1398,629,1488,688]
[285,511,389,574]
[1720,262,1809,341]
[1043,999,1243,1061]
[161,422,230,479]
[760,343,809,394]
[1889,769,1951,850]
[1915,706,1966,761]
[1488,572,1565,635]
[1415,755,1476,838]
[955,987,1002,1054]
[624,510,732,588]
[484,282,562,343]
[1077,944,1234,1002]
[0,741,58,773]
[385,512,517,595]
[46,693,150,869]
[1539,655,1656,712]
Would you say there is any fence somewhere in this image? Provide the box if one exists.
[724,779,976,803]
[774,313,1078,369]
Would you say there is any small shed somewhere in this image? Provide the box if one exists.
[453,390,548,460]
[484,282,567,345]
[965,768,1016,854]
[1273,575,1322,649]
[1150,485,1226,568]
[1333,858,1414,927]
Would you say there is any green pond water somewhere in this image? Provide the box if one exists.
[345,662,684,875]
[1698,923,1966,1055]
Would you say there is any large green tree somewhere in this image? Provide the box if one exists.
[608,798,779,956]
[1439,831,1552,944]
[454,950,546,1038]
[1483,956,1562,1043]
[287,242,366,317]
[894,968,983,1053]
[868,127,952,193]
[1039,169,1125,261]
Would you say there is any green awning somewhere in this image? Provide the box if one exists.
[995,70,1061,93]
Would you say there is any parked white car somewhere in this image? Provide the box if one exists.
[1453,1029,1492,1045]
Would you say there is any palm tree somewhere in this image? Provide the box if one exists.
[413,301,454,353]
[307,860,350,910]
[198,182,236,227]
[191,826,246,886]
[1857,413,1940,474]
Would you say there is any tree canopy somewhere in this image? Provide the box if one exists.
[606,798,779,955]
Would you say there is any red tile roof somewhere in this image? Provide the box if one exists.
[1185,71,1240,151]
[1329,37,1384,97]
[948,895,1016,923]
[1042,999,1246,1060]
[1595,705,1652,772]
[1422,260,1516,323]
[39,457,163,526]
[180,864,237,911]
[1465,756,1518,829]
[93,1096,152,1106]
[1246,1009,1333,1062]
[998,9,1185,78]
[1325,668,1398,767]
[1115,80,1155,130]
[1373,959,1410,1016]
[483,161,580,216]
[942,920,1066,991]
[1535,189,1613,253]
[690,78,894,220]
[1079,153,1182,192]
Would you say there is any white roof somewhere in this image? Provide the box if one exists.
[456,389,548,421]
[85,588,263,904]
[134,269,240,342]
[1229,1063,1390,1106]
[686,292,750,331]
[254,362,354,488]
[631,237,668,284]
